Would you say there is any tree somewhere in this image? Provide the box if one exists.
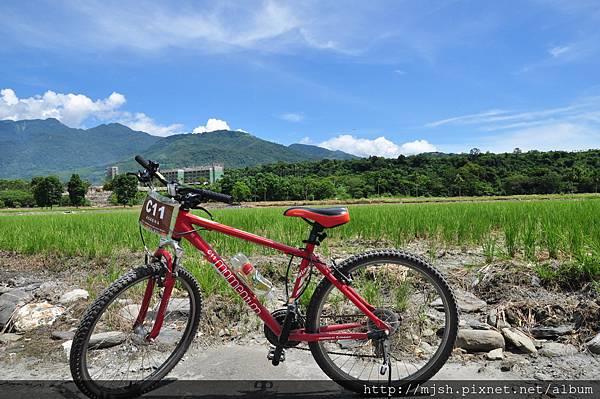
[111,175,139,206]
[67,174,89,207]
[31,176,63,208]
[469,148,481,157]
[231,181,251,202]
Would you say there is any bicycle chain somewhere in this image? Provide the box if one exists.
[286,344,380,359]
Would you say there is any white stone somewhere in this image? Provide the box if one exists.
[119,304,142,322]
[501,328,537,354]
[59,289,89,304]
[12,302,65,332]
[62,340,73,357]
[486,348,503,360]
[455,329,505,352]
[88,331,127,349]
[539,342,577,357]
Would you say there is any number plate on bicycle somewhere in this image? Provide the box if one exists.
[139,191,180,237]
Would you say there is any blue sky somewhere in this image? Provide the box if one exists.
[1,0,599,157]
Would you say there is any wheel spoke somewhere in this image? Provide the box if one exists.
[308,252,457,387]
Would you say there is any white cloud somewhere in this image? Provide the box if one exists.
[298,136,312,144]
[279,112,304,122]
[118,112,184,137]
[192,118,230,133]
[319,135,437,157]
[461,123,600,154]
[427,98,600,153]
[425,99,600,131]
[548,45,570,58]
[0,87,186,136]
[0,2,510,60]
[0,88,125,126]
[399,139,438,154]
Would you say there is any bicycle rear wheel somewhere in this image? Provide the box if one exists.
[306,249,458,393]
[70,263,202,399]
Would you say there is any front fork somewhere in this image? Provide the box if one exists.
[134,238,184,341]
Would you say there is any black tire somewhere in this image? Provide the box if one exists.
[70,263,202,399]
[306,249,458,393]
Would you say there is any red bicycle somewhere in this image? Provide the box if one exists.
[70,156,458,398]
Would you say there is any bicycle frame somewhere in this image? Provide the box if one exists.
[142,209,390,343]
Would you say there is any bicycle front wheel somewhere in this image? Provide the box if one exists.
[306,249,458,393]
[70,263,202,399]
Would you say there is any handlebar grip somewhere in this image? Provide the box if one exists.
[135,155,151,170]
[201,189,233,204]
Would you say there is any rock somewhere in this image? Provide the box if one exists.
[426,309,445,322]
[455,329,505,352]
[0,289,34,328]
[585,333,600,354]
[501,328,537,354]
[88,331,127,349]
[486,348,503,360]
[119,304,142,322]
[166,298,190,316]
[530,325,574,339]
[500,356,529,372]
[0,333,23,344]
[487,310,511,329]
[19,282,42,292]
[51,330,75,340]
[58,289,89,304]
[469,321,492,330]
[36,281,60,300]
[0,286,12,295]
[62,340,72,356]
[539,342,577,357]
[12,302,65,332]
[432,289,487,313]
[456,290,487,312]
[418,341,434,354]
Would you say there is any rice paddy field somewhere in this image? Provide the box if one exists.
[1,196,599,262]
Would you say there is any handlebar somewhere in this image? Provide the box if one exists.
[197,189,234,204]
[134,155,151,171]
[134,155,233,204]
[134,155,168,185]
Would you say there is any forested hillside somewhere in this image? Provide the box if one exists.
[216,149,600,201]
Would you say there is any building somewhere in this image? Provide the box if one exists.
[162,164,224,184]
[106,166,119,179]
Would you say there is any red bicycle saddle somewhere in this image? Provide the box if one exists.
[283,207,350,228]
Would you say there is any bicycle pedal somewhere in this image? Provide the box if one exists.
[267,347,285,364]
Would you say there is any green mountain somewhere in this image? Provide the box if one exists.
[116,130,357,173]
[0,119,357,182]
[0,119,159,180]
[288,143,357,160]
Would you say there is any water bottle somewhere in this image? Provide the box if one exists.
[231,253,273,297]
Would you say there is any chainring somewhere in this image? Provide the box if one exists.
[264,308,305,347]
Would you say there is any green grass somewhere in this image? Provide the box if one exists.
[1,198,599,261]
[2,198,600,291]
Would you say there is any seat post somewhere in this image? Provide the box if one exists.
[305,223,326,246]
